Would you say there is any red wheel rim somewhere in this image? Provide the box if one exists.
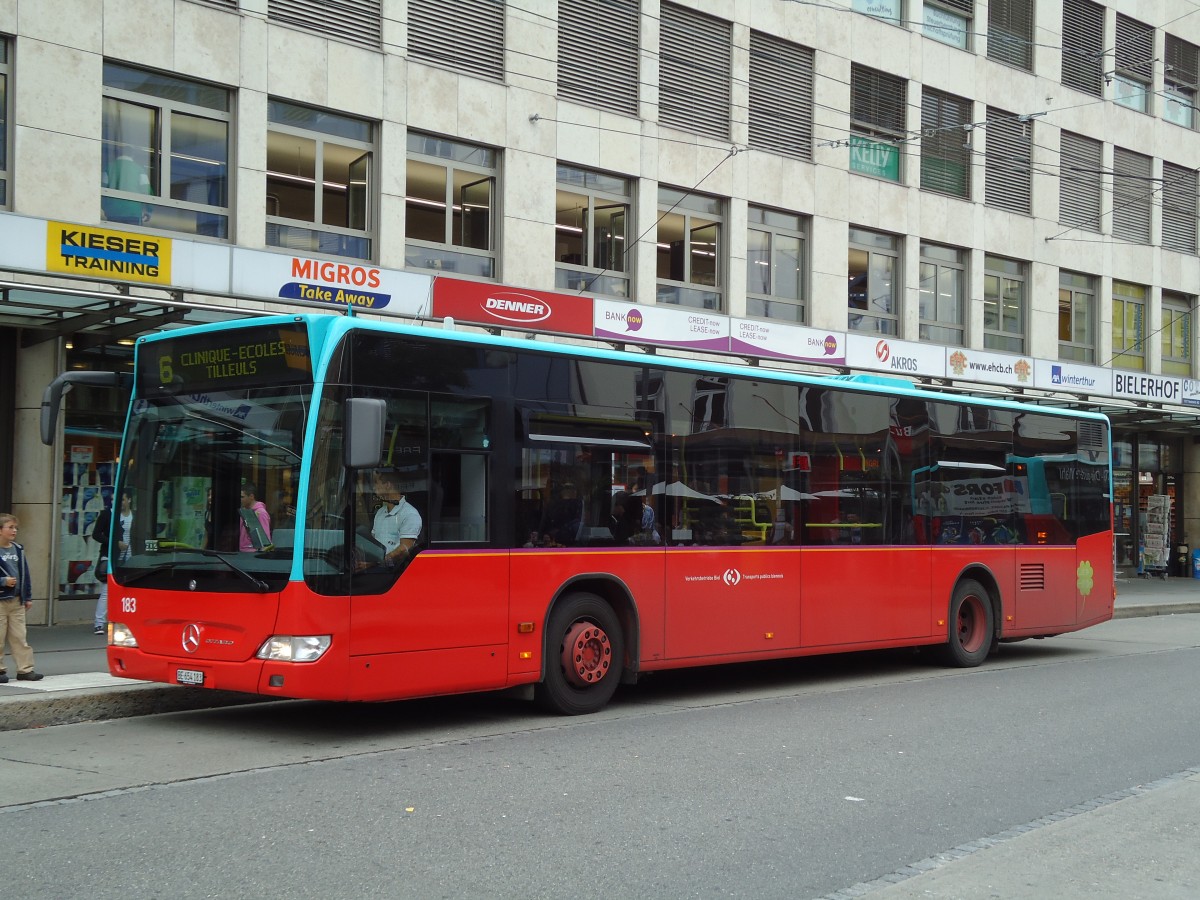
[561,621,612,687]
[957,595,986,653]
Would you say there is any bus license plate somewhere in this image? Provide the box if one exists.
[177,668,205,686]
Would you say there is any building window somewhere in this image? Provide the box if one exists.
[748,31,814,162]
[851,0,901,26]
[1162,292,1194,377]
[1062,0,1104,97]
[558,0,639,117]
[918,242,965,346]
[1162,162,1198,254]
[1059,271,1095,363]
[746,206,807,323]
[656,186,723,310]
[921,88,971,198]
[1113,14,1154,113]
[0,39,8,205]
[988,0,1032,70]
[267,0,382,51]
[266,100,373,261]
[405,132,498,278]
[408,0,504,81]
[659,3,731,141]
[101,62,230,238]
[983,254,1025,352]
[924,0,971,49]
[555,165,632,299]
[848,228,900,335]
[1112,281,1147,371]
[1059,131,1102,232]
[984,107,1032,214]
[850,65,906,182]
[1165,35,1198,128]
[1112,147,1153,245]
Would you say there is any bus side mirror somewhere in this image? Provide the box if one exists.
[344,398,386,468]
[41,371,126,445]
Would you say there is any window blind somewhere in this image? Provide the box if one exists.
[408,0,505,82]
[1112,147,1153,244]
[1059,131,1102,231]
[748,30,814,161]
[987,0,1032,70]
[985,107,1031,214]
[268,0,382,51]
[558,0,639,116]
[1062,0,1104,96]
[851,65,907,137]
[1162,162,1198,253]
[921,88,971,198]
[659,2,732,140]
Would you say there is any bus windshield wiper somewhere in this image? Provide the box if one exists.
[122,549,270,593]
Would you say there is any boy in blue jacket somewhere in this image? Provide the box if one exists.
[0,513,43,682]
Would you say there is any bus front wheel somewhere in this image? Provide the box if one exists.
[536,592,624,715]
[941,579,993,667]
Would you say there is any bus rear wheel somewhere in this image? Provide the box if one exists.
[941,579,993,667]
[536,592,624,715]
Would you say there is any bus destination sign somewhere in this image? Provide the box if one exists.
[141,324,312,394]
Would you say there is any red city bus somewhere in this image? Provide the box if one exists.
[45,314,1115,714]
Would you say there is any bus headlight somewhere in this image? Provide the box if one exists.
[110,623,138,647]
[255,635,332,662]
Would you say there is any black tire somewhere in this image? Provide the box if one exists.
[535,592,624,715]
[940,579,994,667]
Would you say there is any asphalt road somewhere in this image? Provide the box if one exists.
[2,614,1199,899]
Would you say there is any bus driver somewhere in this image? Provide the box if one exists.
[364,469,422,570]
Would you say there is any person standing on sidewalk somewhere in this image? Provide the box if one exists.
[92,490,132,635]
[0,513,43,682]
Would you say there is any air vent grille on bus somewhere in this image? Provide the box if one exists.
[1078,420,1107,451]
[1019,563,1046,591]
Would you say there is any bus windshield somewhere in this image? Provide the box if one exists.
[115,383,311,592]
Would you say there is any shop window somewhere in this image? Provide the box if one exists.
[405,132,498,278]
[656,186,724,310]
[848,227,900,335]
[1112,147,1152,244]
[1062,0,1104,97]
[985,106,1032,214]
[554,164,632,299]
[988,0,1032,71]
[1165,35,1198,128]
[1162,162,1198,254]
[746,206,807,323]
[983,254,1025,352]
[1111,280,1147,371]
[1113,14,1154,113]
[1161,292,1193,377]
[266,100,374,261]
[1059,132,1102,232]
[852,0,901,26]
[850,65,906,182]
[558,0,638,116]
[919,242,965,346]
[407,0,503,80]
[101,62,230,238]
[925,0,971,49]
[748,30,814,161]
[659,2,731,141]
[921,88,972,199]
[1058,271,1095,363]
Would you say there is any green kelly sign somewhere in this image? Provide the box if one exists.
[850,136,900,181]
